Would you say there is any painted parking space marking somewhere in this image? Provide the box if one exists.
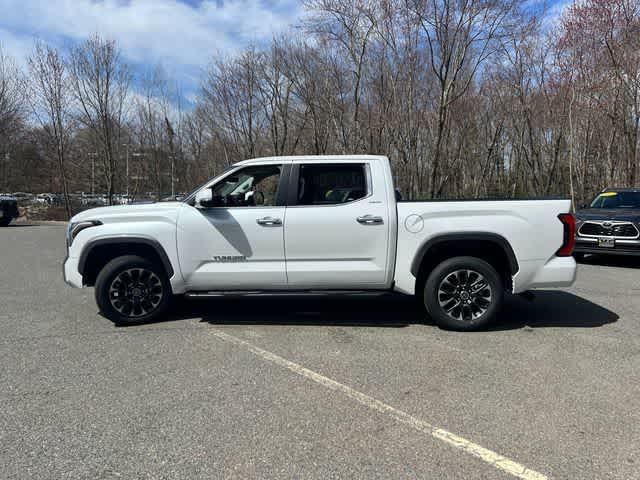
[212,330,548,480]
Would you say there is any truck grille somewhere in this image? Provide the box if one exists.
[579,221,639,238]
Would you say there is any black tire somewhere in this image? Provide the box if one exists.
[573,252,585,262]
[0,217,11,227]
[423,256,503,331]
[95,255,171,325]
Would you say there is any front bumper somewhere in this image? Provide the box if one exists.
[63,255,83,288]
[574,236,640,256]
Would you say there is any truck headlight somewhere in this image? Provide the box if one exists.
[66,220,102,246]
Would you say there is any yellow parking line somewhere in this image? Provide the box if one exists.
[212,330,548,480]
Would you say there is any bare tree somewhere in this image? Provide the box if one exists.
[0,45,24,188]
[408,0,518,197]
[305,0,378,150]
[135,66,168,199]
[283,39,333,155]
[182,106,214,182]
[27,41,74,218]
[69,34,131,204]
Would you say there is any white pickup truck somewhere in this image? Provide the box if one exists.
[63,155,577,330]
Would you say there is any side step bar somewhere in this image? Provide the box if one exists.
[185,290,391,298]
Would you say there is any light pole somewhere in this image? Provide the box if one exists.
[129,152,146,201]
[2,152,8,191]
[122,143,130,197]
[87,152,98,195]
[170,155,175,198]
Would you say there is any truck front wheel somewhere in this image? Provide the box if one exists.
[423,256,503,331]
[95,255,171,325]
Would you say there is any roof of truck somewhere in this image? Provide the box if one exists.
[234,155,388,166]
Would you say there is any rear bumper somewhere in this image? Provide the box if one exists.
[529,256,577,288]
[513,256,577,293]
[574,236,640,256]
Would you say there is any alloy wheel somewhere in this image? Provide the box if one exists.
[108,268,164,318]
[437,269,493,322]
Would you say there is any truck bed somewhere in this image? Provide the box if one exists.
[393,198,576,295]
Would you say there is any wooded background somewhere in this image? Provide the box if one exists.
[1,0,639,217]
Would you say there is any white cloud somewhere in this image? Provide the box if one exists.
[0,27,33,68]
[541,0,572,30]
[0,0,303,69]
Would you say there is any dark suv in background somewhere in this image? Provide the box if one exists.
[574,188,640,258]
[0,195,19,226]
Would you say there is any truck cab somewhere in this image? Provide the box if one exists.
[178,156,396,291]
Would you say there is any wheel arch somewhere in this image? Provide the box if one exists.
[78,237,174,287]
[411,233,518,295]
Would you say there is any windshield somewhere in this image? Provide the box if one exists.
[590,191,640,209]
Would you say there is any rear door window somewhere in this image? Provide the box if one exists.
[296,164,367,206]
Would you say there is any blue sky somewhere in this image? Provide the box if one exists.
[0,0,568,105]
[0,0,305,104]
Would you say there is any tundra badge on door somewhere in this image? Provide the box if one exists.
[212,255,247,262]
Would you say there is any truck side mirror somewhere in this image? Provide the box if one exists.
[195,188,214,208]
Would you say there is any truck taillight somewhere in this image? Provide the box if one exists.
[557,213,576,257]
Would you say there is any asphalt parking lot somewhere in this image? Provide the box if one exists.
[1,224,639,479]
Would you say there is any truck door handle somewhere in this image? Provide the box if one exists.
[356,215,384,225]
[256,216,282,226]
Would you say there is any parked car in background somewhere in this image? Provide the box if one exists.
[0,195,19,226]
[50,193,65,207]
[574,188,640,258]
[35,193,54,205]
[81,194,108,207]
[12,192,34,205]
[161,193,186,202]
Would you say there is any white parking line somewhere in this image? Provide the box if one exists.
[212,330,548,480]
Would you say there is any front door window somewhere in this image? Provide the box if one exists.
[211,165,282,207]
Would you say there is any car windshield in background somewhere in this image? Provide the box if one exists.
[590,191,640,209]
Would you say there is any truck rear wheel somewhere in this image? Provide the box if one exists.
[423,256,503,331]
[95,255,171,325]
